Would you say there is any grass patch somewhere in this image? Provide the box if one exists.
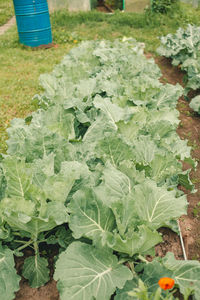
[0,0,14,26]
[1,2,200,152]
[51,3,200,52]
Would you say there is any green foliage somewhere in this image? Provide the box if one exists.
[124,280,177,300]
[22,255,49,288]
[193,201,200,218]
[54,242,133,300]
[0,243,20,299]
[157,24,200,92]
[2,3,200,153]
[105,0,122,9]
[189,95,200,114]
[150,0,178,13]
[116,252,200,299]
[0,39,198,298]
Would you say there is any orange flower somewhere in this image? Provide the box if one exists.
[158,277,175,290]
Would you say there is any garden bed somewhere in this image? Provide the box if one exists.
[9,53,200,300]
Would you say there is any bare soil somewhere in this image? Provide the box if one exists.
[96,5,112,13]
[0,16,15,36]
[14,55,200,300]
[15,280,59,300]
[154,56,200,261]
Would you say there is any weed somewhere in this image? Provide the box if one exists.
[191,177,200,184]
[193,202,200,218]
[192,254,200,260]
[0,0,13,26]
[179,102,187,109]
[162,77,169,83]
[188,140,198,149]
[185,111,193,117]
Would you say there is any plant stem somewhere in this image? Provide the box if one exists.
[16,239,33,251]
[34,241,39,256]
[138,254,149,264]
[14,239,30,244]
[128,261,135,273]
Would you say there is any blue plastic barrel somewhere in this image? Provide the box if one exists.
[13,0,52,47]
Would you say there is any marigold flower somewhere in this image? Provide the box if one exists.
[158,277,175,290]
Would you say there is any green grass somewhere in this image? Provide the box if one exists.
[1,2,200,153]
[0,0,14,26]
[125,0,149,12]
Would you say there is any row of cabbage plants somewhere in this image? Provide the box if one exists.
[0,38,200,300]
[157,24,200,113]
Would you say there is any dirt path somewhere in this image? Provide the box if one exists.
[0,16,15,35]
[155,56,200,261]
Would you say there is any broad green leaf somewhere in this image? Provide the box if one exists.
[0,244,20,300]
[117,119,140,145]
[6,115,74,164]
[127,75,162,105]
[95,165,137,234]
[68,188,115,246]
[163,252,200,299]
[149,154,182,184]
[132,136,159,166]
[150,84,183,109]
[160,134,191,161]
[1,200,68,240]
[54,242,133,300]
[39,73,58,97]
[2,156,33,199]
[189,95,200,114]
[22,255,49,288]
[73,78,96,102]
[107,225,162,256]
[142,120,175,141]
[118,161,146,185]
[93,95,132,127]
[95,135,134,167]
[148,109,180,125]
[33,153,55,178]
[1,197,35,217]
[134,180,188,229]
[115,277,139,300]
[0,155,69,239]
[42,105,75,140]
[117,107,148,144]
[142,259,173,292]
[96,164,134,205]
[82,113,116,150]
[46,227,75,248]
[0,221,12,241]
[43,161,89,203]
[6,118,29,156]
[178,170,195,192]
